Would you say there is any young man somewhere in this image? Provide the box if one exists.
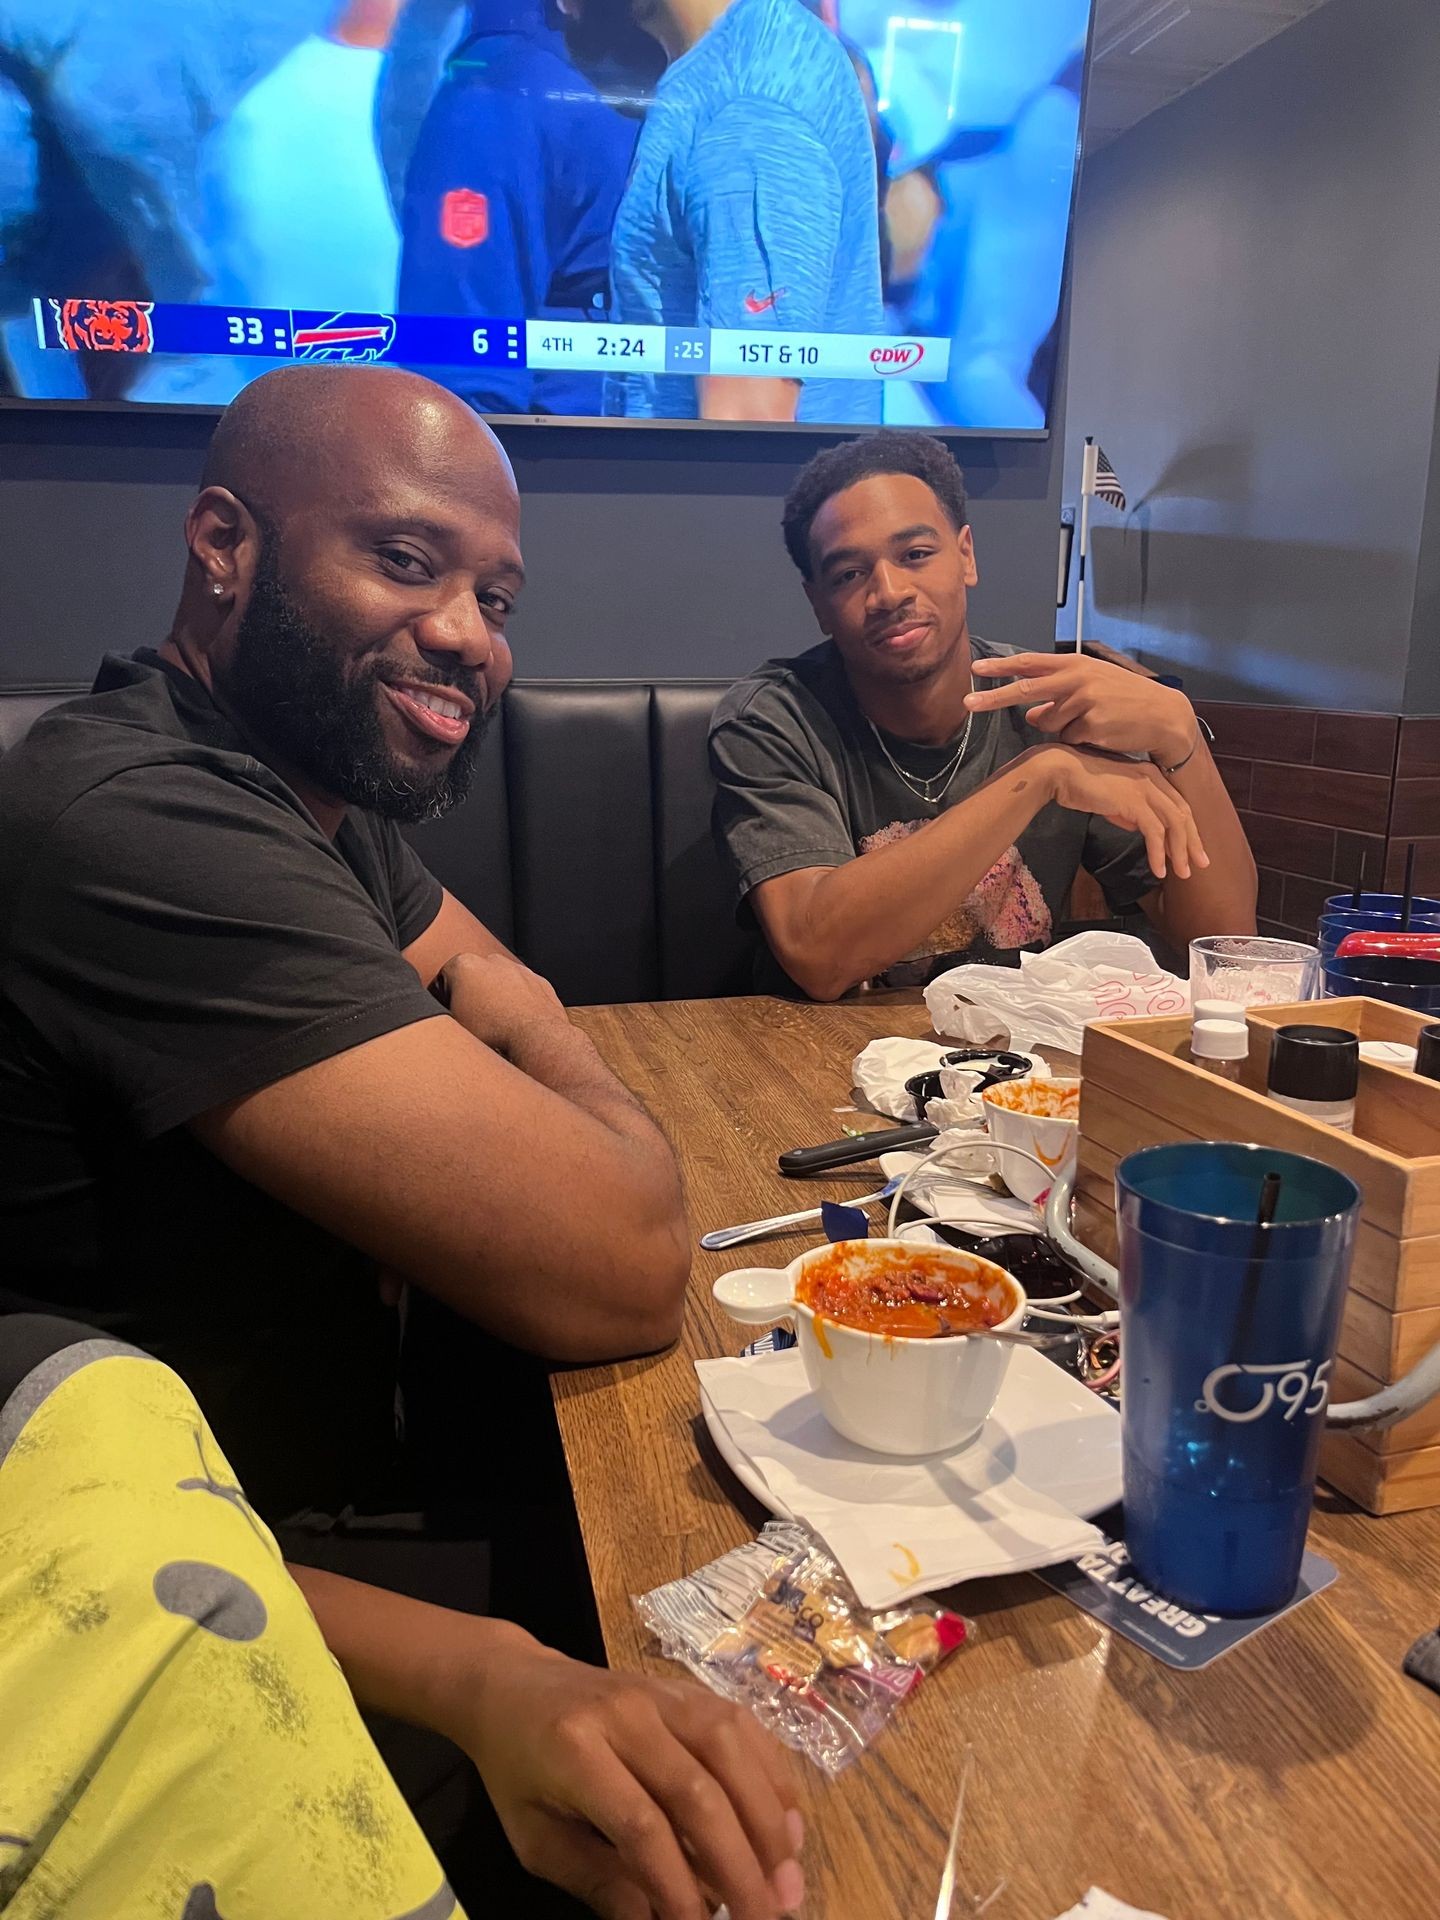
[0,363,689,1520]
[710,431,1257,999]
[563,0,884,424]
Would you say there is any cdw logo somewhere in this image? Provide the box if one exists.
[870,340,924,374]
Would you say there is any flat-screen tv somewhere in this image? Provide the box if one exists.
[0,0,1091,431]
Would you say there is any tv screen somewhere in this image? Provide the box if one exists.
[0,0,1091,431]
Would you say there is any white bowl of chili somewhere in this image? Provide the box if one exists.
[713,1239,1027,1455]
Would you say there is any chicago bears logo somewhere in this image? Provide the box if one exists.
[52,299,155,354]
[440,188,489,248]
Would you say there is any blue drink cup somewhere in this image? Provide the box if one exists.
[1322,953,1440,1011]
[1322,890,1440,919]
[1318,910,1440,960]
[1116,1143,1360,1616]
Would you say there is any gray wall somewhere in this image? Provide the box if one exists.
[1406,361,1440,715]
[1058,0,1440,713]
[0,394,1064,688]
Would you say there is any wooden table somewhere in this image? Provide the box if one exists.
[558,997,1440,1920]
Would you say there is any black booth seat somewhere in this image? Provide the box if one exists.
[0,679,754,1006]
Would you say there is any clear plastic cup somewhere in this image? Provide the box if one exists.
[1189,935,1318,1010]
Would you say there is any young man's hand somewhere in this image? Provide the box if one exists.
[968,651,1195,765]
[460,1629,806,1920]
[1036,744,1209,881]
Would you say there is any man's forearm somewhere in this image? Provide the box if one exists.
[773,749,1058,998]
[434,959,689,1344]
[502,1017,678,1165]
[287,1562,530,1749]
[1146,738,1257,947]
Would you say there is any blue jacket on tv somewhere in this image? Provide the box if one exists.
[396,0,638,416]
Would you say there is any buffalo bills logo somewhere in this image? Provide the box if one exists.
[291,313,397,364]
[52,298,155,354]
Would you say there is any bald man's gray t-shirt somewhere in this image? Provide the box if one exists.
[709,637,1157,992]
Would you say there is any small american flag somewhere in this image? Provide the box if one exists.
[1093,446,1127,512]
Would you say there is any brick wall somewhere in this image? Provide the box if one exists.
[1193,704,1440,938]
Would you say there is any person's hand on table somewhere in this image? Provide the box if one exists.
[967,650,1196,765]
[461,1630,806,1920]
[1034,743,1209,881]
[434,948,570,1060]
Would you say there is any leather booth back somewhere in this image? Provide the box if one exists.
[0,679,751,1005]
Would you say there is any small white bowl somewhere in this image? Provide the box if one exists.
[981,1076,1081,1206]
[713,1239,1026,1456]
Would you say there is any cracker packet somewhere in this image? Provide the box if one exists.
[635,1519,970,1773]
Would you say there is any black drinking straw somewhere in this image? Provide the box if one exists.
[1233,1170,1283,1358]
[1402,843,1417,930]
[1350,848,1365,909]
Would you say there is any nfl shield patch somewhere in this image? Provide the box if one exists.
[440,188,490,248]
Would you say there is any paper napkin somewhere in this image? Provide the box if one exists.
[850,1037,954,1120]
[696,1351,1105,1608]
[849,1037,1051,1125]
[878,1144,1042,1237]
[1052,1892,1170,1920]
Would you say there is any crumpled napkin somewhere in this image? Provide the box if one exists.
[1053,1893,1170,1920]
[851,1037,1049,1125]
[878,1141,1042,1237]
[851,1037,951,1120]
[696,1351,1104,1607]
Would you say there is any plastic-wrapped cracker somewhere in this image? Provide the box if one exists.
[635,1519,970,1773]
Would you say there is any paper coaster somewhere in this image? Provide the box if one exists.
[1033,1524,1337,1670]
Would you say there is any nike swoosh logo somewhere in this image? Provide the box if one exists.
[743,289,782,314]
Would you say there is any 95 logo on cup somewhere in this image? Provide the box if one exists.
[1195,1358,1332,1424]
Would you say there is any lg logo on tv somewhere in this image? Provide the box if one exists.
[869,341,925,374]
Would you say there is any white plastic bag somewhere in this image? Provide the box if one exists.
[924,931,1189,1056]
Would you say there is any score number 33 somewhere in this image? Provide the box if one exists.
[227,316,265,345]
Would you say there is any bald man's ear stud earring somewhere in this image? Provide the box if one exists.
[212,582,224,596]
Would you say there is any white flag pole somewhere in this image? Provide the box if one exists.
[1075,437,1098,654]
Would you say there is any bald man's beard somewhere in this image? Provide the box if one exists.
[227,548,489,824]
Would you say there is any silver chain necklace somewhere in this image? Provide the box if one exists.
[867,704,975,806]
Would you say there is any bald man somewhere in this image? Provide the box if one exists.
[0,365,689,1524]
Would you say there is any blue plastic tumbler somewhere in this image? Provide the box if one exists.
[1321,889,1440,919]
[1318,910,1440,961]
[1115,1143,1360,1616]
[1322,954,1440,1011]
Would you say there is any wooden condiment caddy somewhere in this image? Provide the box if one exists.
[1074,997,1440,1514]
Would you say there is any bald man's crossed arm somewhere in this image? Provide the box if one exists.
[190,939,690,1363]
[402,885,514,981]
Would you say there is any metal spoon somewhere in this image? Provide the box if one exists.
[699,1176,903,1251]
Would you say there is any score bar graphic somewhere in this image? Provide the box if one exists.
[35,298,947,382]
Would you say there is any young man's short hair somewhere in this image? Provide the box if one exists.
[781,431,969,578]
